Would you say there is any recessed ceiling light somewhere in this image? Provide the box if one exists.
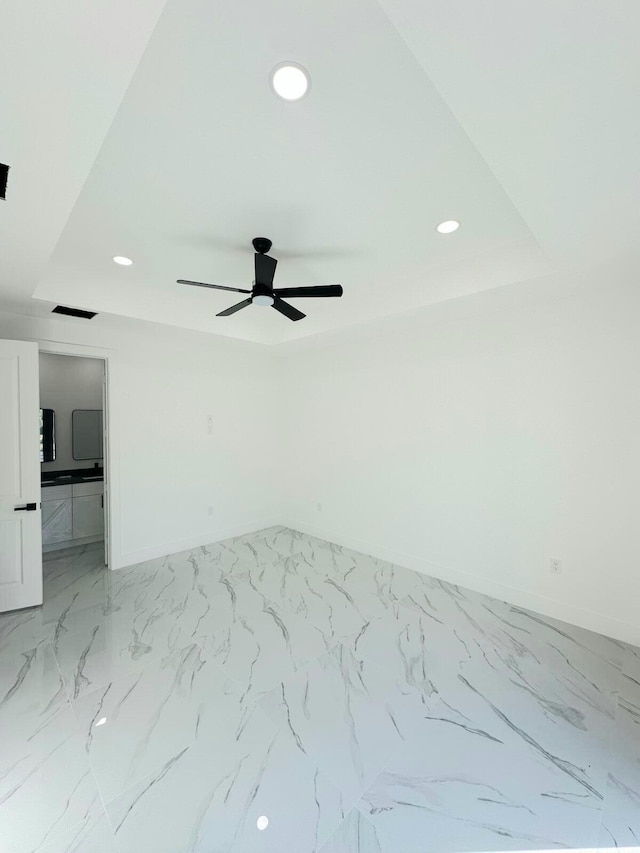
[270,62,310,101]
[436,220,460,234]
[256,816,269,831]
[113,256,133,266]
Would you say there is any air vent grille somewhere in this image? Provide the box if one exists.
[0,163,9,200]
[52,305,97,319]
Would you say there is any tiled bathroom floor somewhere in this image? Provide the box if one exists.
[1,527,638,852]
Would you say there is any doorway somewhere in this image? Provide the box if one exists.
[0,339,116,614]
[39,352,109,569]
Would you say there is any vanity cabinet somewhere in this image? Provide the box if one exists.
[42,481,104,548]
[41,485,73,544]
[72,482,104,539]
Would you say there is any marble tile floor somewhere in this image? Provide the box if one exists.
[0,527,639,853]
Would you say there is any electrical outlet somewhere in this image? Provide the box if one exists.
[550,558,562,575]
[207,416,214,435]
[316,502,322,512]
[208,506,214,517]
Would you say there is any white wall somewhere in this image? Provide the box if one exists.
[278,280,640,646]
[0,310,279,570]
[39,352,104,472]
[3,278,639,646]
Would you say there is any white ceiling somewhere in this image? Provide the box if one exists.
[3,0,639,345]
[378,0,640,265]
[0,0,166,315]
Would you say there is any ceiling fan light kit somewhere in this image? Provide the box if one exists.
[178,237,343,322]
[253,294,274,307]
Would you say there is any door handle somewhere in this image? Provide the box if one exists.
[14,503,37,512]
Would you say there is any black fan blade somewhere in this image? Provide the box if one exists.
[216,298,253,317]
[178,280,251,294]
[273,285,343,299]
[255,253,277,288]
[272,297,305,321]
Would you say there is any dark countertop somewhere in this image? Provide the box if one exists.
[41,468,104,488]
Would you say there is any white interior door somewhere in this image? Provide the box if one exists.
[0,340,43,612]
[101,366,109,566]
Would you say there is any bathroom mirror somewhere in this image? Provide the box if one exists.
[72,409,103,460]
[40,408,56,463]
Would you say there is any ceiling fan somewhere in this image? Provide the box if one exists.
[178,237,343,321]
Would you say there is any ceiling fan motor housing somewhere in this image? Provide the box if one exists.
[252,237,272,255]
[253,281,274,298]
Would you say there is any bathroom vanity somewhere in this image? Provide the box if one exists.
[41,470,104,551]
[39,401,105,552]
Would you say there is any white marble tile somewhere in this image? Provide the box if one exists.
[348,589,620,749]
[41,548,109,628]
[51,596,184,700]
[43,542,105,575]
[241,527,361,578]
[403,574,626,675]
[186,569,292,645]
[398,579,623,771]
[71,642,238,801]
[333,605,446,694]
[258,641,429,805]
[247,564,381,646]
[223,526,294,578]
[0,705,101,853]
[623,643,640,683]
[34,806,118,853]
[598,645,640,848]
[289,533,362,578]
[318,809,384,853]
[42,566,108,629]
[2,532,639,851]
[214,526,308,584]
[335,553,423,608]
[0,611,67,729]
[48,547,241,700]
[204,579,332,702]
[356,695,606,852]
[0,601,53,651]
[52,556,330,703]
[103,545,226,620]
[106,702,345,853]
[207,538,262,578]
[320,595,622,851]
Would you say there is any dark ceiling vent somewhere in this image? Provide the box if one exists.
[0,163,9,200]
[52,305,97,319]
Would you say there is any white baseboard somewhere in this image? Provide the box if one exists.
[282,517,640,648]
[114,517,280,570]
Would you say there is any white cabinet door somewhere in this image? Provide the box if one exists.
[42,499,73,544]
[0,340,42,612]
[72,495,104,539]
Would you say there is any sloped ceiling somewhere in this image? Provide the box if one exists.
[0,0,167,315]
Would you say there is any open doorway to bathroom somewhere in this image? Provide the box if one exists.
[39,353,109,576]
